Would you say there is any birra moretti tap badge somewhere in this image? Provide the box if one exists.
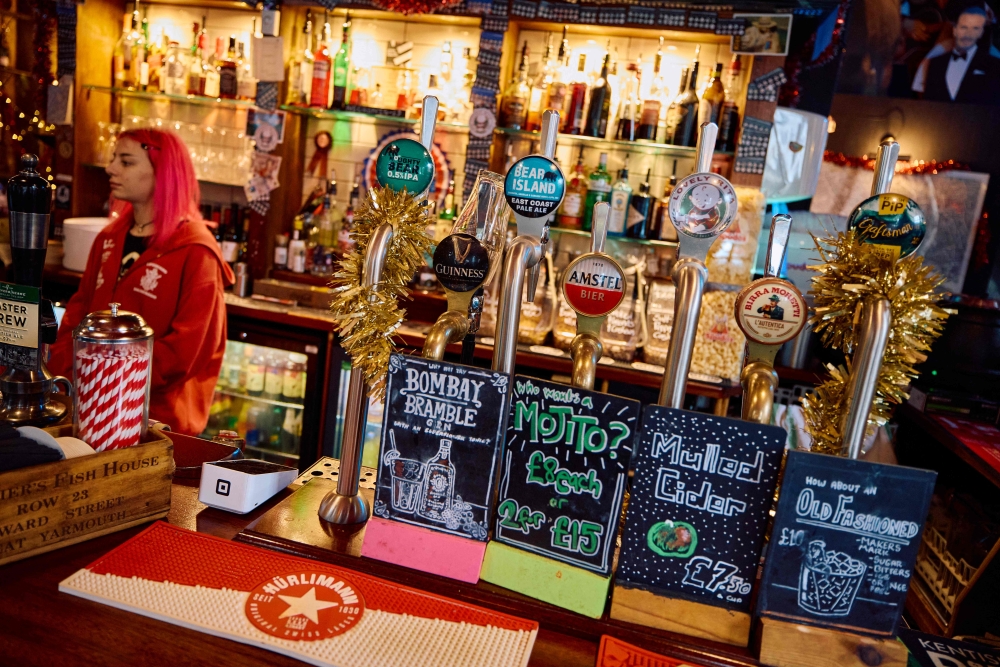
[847,193,926,261]
[504,155,565,218]
[735,278,807,345]
[562,254,626,318]
[375,138,435,195]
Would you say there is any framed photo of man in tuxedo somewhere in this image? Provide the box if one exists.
[911,3,1000,104]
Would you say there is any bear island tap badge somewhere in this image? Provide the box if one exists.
[245,571,366,640]
[504,155,565,219]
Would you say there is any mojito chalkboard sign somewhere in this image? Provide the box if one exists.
[757,450,936,637]
[494,376,639,575]
[372,354,510,541]
[616,407,785,612]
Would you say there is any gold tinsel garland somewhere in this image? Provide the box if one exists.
[803,231,950,454]
[329,185,433,400]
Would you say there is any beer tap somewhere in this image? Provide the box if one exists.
[493,110,565,376]
[734,214,807,424]
[560,202,626,390]
[320,97,439,525]
[657,122,738,408]
[422,171,510,361]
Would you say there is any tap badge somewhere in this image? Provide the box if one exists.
[433,233,490,293]
[668,173,738,239]
[734,277,807,345]
[504,155,565,219]
[847,193,926,262]
[245,571,366,641]
[375,138,435,195]
[561,253,626,318]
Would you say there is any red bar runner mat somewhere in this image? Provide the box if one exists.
[597,635,713,667]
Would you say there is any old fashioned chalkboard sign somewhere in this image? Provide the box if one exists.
[372,354,510,541]
[616,407,785,612]
[757,450,936,637]
[494,376,640,575]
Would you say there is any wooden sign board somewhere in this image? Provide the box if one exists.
[363,354,510,582]
[757,450,936,638]
[611,407,785,644]
[493,376,639,575]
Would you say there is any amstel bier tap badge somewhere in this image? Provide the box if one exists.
[561,254,627,318]
[245,571,366,641]
[734,277,807,345]
[847,193,926,261]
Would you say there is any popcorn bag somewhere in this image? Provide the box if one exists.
[706,186,766,286]
[72,304,154,452]
[689,286,745,382]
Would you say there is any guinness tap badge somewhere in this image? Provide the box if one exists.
[433,233,490,294]
[847,193,926,261]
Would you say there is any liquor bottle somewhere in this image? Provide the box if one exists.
[338,181,359,256]
[286,11,314,106]
[439,180,457,223]
[310,17,333,108]
[526,34,556,132]
[562,53,588,135]
[289,224,307,274]
[201,38,222,98]
[669,49,700,147]
[218,37,239,100]
[264,354,285,399]
[315,180,339,254]
[137,11,151,89]
[542,26,570,127]
[607,158,632,237]
[221,205,240,267]
[637,38,667,141]
[113,11,142,88]
[246,348,266,397]
[557,147,587,230]
[582,152,612,231]
[499,41,530,130]
[187,22,205,96]
[654,160,679,241]
[615,58,640,141]
[627,169,655,239]
[237,41,257,101]
[583,49,612,138]
[417,439,456,522]
[664,68,688,142]
[332,14,352,109]
[163,41,186,95]
[717,55,743,152]
[700,62,725,127]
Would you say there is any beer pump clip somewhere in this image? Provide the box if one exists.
[494,110,565,375]
[658,121,738,408]
[733,214,807,424]
[319,97,439,526]
[559,202,626,390]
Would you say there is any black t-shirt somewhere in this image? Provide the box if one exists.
[119,232,148,277]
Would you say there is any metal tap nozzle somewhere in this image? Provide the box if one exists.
[870,139,900,197]
[840,297,892,459]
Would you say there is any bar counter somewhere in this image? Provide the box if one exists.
[0,474,762,667]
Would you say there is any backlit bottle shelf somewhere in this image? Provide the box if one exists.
[280,104,469,132]
[494,126,735,158]
[511,222,679,249]
[83,85,256,109]
[214,388,304,411]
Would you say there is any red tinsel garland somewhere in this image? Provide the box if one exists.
[823,150,969,175]
[32,0,57,117]
[371,0,463,15]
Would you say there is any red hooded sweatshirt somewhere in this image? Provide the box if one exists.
[49,217,235,435]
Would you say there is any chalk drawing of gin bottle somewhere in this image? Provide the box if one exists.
[417,438,456,523]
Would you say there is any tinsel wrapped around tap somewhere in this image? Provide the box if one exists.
[329,185,432,400]
[802,231,950,455]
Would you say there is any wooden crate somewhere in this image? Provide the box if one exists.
[0,425,174,566]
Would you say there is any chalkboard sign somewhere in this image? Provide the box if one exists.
[757,450,936,637]
[372,354,510,541]
[494,376,640,575]
[616,407,785,612]
[898,628,1000,667]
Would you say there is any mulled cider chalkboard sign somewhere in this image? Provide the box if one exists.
[616,407,785,612]
[372,354,510,541]
[757,450,936,637]
[494,376,640,575]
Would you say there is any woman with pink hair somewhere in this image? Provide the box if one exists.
[49,129,234,435]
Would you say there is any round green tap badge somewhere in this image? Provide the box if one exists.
[374,138,435,195]
[847,193,925,261]
[504,155,565,219]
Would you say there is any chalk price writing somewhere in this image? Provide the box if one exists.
[681,556,752,598]
[778,528,805,547]
[551,516,603,556]
[497,498,546,534]
[512,401,630,459]
[525,451,603,499]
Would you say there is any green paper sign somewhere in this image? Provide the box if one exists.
[375,138,435,195]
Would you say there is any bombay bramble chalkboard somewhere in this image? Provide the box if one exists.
[757,450,936,637]
[616,407,785,612]
[494,376,639,575]
[372,354,510,541]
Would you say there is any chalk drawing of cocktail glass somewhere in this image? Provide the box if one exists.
[384,430,425,513]
[798,540,867,616]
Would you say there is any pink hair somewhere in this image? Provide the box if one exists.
[108,128,202,247]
